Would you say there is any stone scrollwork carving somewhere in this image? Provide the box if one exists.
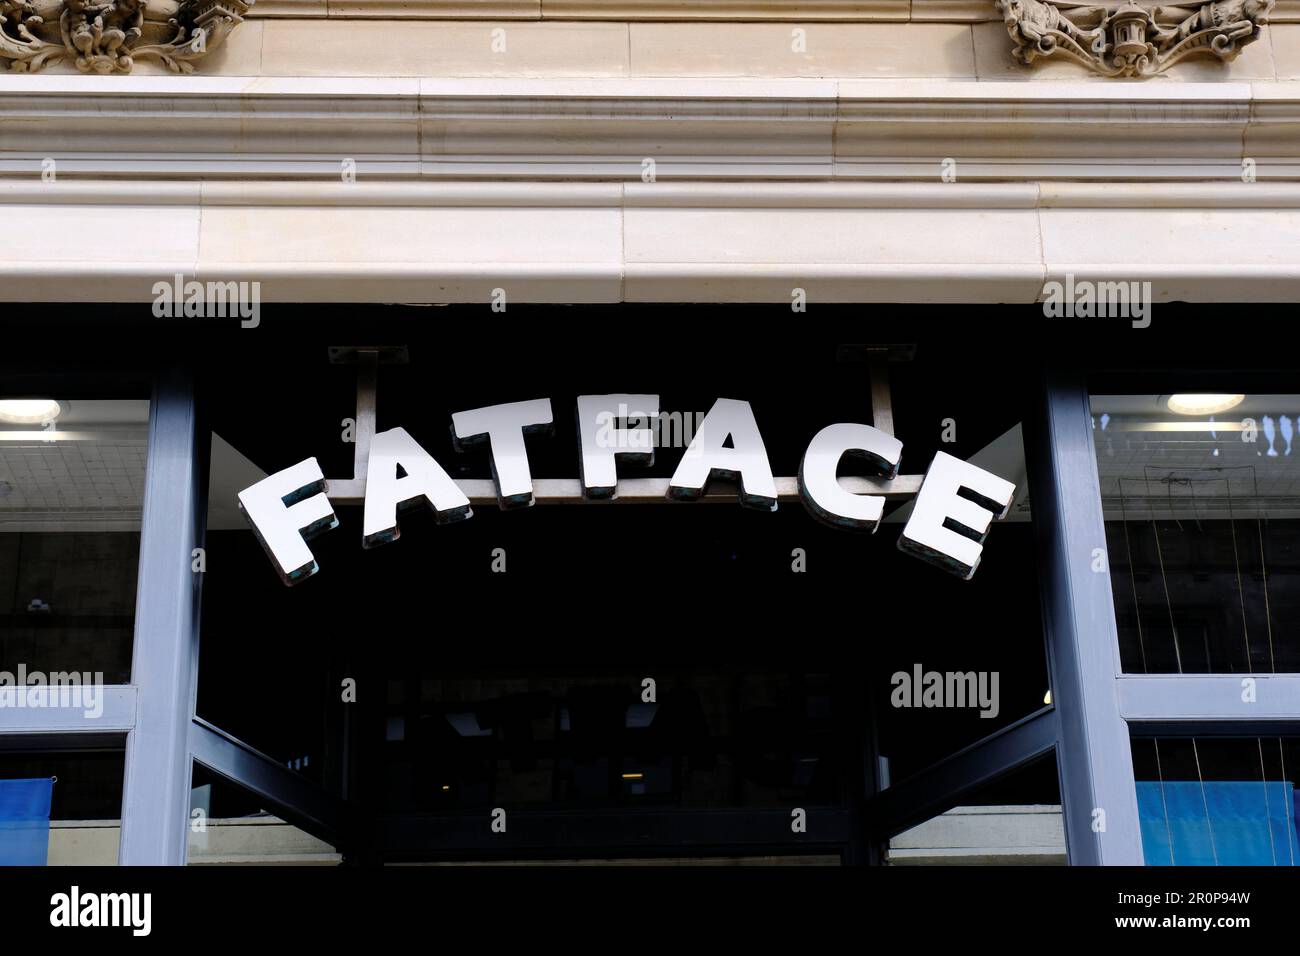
[0,0,253,73]
[995,0,1273,76]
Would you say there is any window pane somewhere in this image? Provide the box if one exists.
[0,399,150,684]
[1092,395,1300,673]
[384,666,847,812]
[0,748,125,865]
[887,754,1062,865]
[873,347,1042,782]
[188,763,339,865]
[194,318,1048,861]
[1132,735,1300,866]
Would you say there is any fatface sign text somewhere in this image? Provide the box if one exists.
[237,396,1016,586]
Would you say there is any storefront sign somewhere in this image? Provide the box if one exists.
[238,397,1015,586]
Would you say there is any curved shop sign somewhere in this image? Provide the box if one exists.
[237,396,1016,586]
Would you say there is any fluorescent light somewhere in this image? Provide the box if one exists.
[0,399,62,425]
[1166,394,1245,416]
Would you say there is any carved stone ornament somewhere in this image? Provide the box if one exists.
[0,0,252,73]
[995,0,1273,76]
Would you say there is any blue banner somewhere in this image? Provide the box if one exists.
[0,778,55,866]
[1138,780,1300,866]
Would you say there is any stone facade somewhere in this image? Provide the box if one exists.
[1,6,1298,302]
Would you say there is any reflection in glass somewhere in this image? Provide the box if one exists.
[0,749,125,865]
[0,399,149,684]
[1132,736,1300,866]
[1092,395,1300,673]
[188,763,339,865]
[887,754,1062,865]
[386,673,845,812]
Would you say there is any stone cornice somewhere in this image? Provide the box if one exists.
[2,78,1297,303]
[3,179,1300,303]
[4,179,1300,205]
[1,77,1296,180]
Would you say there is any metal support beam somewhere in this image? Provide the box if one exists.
[1025,370,1143,866]
[352,349,378,481]
[867,707,1059,840]
[118,369,207,866]
[1118,675,1300,725]
[326,474,924,507]
[869,359,894,437]
[189,718,348,848]
[0,684,136,735]
[323,343,925,507]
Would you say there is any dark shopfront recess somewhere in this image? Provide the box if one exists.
[3,304,1291,864]
[197,307,1051,863]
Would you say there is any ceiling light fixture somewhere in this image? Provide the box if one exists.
[1166,394,1245,416]
[0,398,63,425]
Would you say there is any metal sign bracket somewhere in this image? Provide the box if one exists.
[324,344,923,506]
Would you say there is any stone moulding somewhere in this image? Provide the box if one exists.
[995,0,1273,76]
[0,0,252,73]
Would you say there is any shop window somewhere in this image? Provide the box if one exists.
[195,355,356,794]
[196,498,340,796]
[0,398,149,685]
[886,754,1062,865]
[193,314,1048,858]
[0,747,125,865]
[1092,394,1300,674]
[187,764,340,865]
[868,515,1043,782]
[384,668,846,812]
[870,347,1042,783]
[1131,735,1300,866]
